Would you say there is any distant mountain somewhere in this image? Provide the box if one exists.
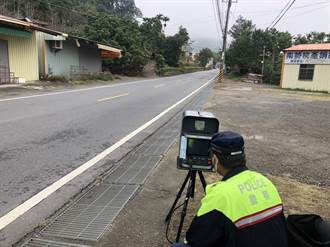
[191,38,221,52]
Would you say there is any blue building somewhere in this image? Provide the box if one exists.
[37,32,121,78]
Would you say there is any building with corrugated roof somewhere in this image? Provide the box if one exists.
[281,44,330,93]
[37,33,122,78]
[0,15,65,83]
[0,14,122,83]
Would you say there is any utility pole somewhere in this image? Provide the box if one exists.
[219,0,232,82]
[261,45,266,80]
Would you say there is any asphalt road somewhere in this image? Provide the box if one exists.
[0,70,216,222]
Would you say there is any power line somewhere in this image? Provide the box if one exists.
[267,0,297,29]
[260,4,328,27]
[212,0,222,46]
[267,0,292,29]
[279,5,329,21]
[215,0,224,34]
[239,1,329,15]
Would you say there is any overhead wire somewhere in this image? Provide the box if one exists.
[215,0,224,34]
[267,0,292,29]
[278,5,329,21]
[212,0,222,47]
[267,0,297,29]
[238,1,330,15]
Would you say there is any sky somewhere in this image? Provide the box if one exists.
[135,0,330,51]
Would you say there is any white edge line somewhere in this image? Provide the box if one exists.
[0,70,213,103]
[0,78,160,103]
[0,74,217,230]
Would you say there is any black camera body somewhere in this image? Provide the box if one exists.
[177,111,219,172]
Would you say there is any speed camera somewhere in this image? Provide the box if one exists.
[177,110,219,172]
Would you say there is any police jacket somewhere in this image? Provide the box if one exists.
[186,166,288,247]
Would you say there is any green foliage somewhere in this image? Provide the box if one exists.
[74,72,114,82]
[140,14,168,55]
[78,14,190,75]
[197,48,214,67]
[226,16,292,84]
[95,0,142,17]
[81,14,149,75]
[162,27,190,67]
[294,32,330,44]
[229,16,255,39]
[1,0,192,76]
[155,54,166,74]
[0,0,142,30]
[42,75,69,83]
[159,66,205,76]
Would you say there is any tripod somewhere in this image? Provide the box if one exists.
[165,170,207,243]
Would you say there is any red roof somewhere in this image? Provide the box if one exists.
[284,43,330,52]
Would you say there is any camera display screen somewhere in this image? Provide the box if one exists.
[187,138,210,156]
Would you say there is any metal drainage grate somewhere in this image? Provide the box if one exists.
[134,119,179,156]
[103,155,162,185]
[136,135,177,155]
[41,184,139,241]
[22,238,91,247]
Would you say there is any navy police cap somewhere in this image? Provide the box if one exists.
[211,131,245,156]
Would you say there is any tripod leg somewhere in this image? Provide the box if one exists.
[165,171,191,222]
[175,172,194,242]
[198,171,207,191]
[191,170,196,198]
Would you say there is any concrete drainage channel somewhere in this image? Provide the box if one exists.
[20,85,212,247]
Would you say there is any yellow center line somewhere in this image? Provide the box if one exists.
[154,84,165,88]
[97,93,130,102]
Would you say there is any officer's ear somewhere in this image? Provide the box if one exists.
[213,153,225,175]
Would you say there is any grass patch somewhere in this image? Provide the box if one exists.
[226,72,244,81]
[281,87,329,94]
[73,73,114,82]
[41,75,70,83]
[41,73,115,85]
[158,66,206,77]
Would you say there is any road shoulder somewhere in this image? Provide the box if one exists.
[95,143,187,247]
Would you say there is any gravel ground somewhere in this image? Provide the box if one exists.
[95,79,330,246]
[205,79,330,187]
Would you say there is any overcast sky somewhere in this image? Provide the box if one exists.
[135,0,330,50]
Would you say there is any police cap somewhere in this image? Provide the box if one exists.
[211,131,244,155]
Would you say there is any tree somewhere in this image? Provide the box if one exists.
[226,17,255,73]
[229,16,255,39]
[162,26,190,67]
[198,48,213,67]
[95,0,142,17]
[294,31,330,44]
[226,17,292,84]
[140,14,168,56]
[82,14,149,75]
[0,0,142,31]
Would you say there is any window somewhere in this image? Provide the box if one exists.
[298,64,314,81]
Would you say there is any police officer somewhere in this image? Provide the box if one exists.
[173,131,288,247]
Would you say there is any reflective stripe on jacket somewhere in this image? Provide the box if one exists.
[197,170,283,229]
